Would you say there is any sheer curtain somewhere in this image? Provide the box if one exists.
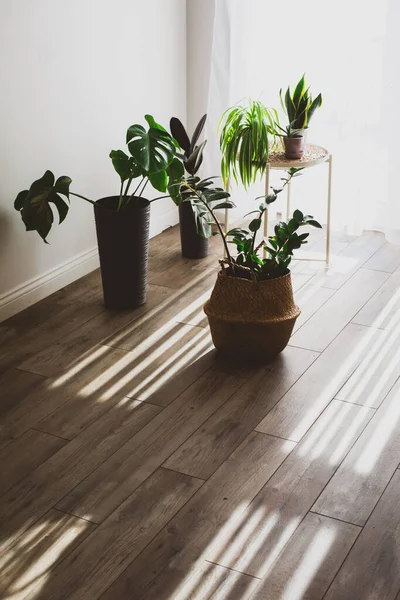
[206,0,400,242]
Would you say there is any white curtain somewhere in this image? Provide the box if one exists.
[206,0,400,242]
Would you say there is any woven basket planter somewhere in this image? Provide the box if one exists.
[204,270,300,361]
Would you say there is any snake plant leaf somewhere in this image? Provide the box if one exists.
[14,170,71,242]
[285,88,296,123]
[170,117,191,154]
[292,74,306,109]
[148,170,168,193]
[110,150,144,182]
[126,122,176,174]
[307,93,323,125]
[190,114,207,153]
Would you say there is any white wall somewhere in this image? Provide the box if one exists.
[186,0,215,134]
[0,0,186,320]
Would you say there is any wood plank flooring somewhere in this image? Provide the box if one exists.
[2,226,400,599]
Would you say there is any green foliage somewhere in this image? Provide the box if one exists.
[280,74,322,130]
[126,114,175,174]
[14,171,71,242]
[169,114,235,240]
[170,114,207,176]
[219,100,278,189]
[14,115,177,242]
[168,114,208,205]
[180,177,235,240]
[192,165,321,280]
[224,168,321,279]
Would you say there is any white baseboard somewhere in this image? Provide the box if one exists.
[0,208,180,324]
[0,247,100,324]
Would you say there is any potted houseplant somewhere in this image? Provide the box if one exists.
[183,168,322,360]
[14,115,178,309]
[169,114,210,259]
[219,99,278,188]
[277,74,323,159]
[169,114,236,258]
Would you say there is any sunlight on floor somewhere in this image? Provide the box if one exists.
[354,379,400,474]
[0,517,89,600]
[8,240,400,600]
[280,527,336,600]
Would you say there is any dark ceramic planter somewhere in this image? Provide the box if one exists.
[94,196,150,309]
[179,201,209,259]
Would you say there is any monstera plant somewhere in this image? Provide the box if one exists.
[14,115,178,308]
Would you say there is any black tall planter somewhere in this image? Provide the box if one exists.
[94,196,150,309]
[179,201,209,259]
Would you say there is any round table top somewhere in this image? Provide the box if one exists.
[268,143,329,170]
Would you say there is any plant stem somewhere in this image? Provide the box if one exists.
[124,177,133,197]
[118,181,124,211]
[251,168,296,253]
[69,192,95,205]
[127,176,147,205]
[149,195,170,202]
[138,178,149,198]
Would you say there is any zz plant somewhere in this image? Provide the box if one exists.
[186,167,321,280]
[14,115,177,242]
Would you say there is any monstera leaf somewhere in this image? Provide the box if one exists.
[109,149,144,182]
[14,170,71,242]
[126,114,176,174]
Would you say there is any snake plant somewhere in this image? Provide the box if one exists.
[280,74,322,131]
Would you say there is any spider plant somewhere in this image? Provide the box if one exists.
[219,100,278,189]
[280,74,322,130]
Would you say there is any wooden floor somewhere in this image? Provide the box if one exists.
[1,223,400,599]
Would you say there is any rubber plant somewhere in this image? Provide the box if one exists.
[14,114,178,242]
[168,114,235,243]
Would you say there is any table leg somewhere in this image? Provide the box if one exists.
[263,164,270,259]
[326,155,332,266]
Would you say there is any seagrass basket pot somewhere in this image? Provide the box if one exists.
[204,269,300,361]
